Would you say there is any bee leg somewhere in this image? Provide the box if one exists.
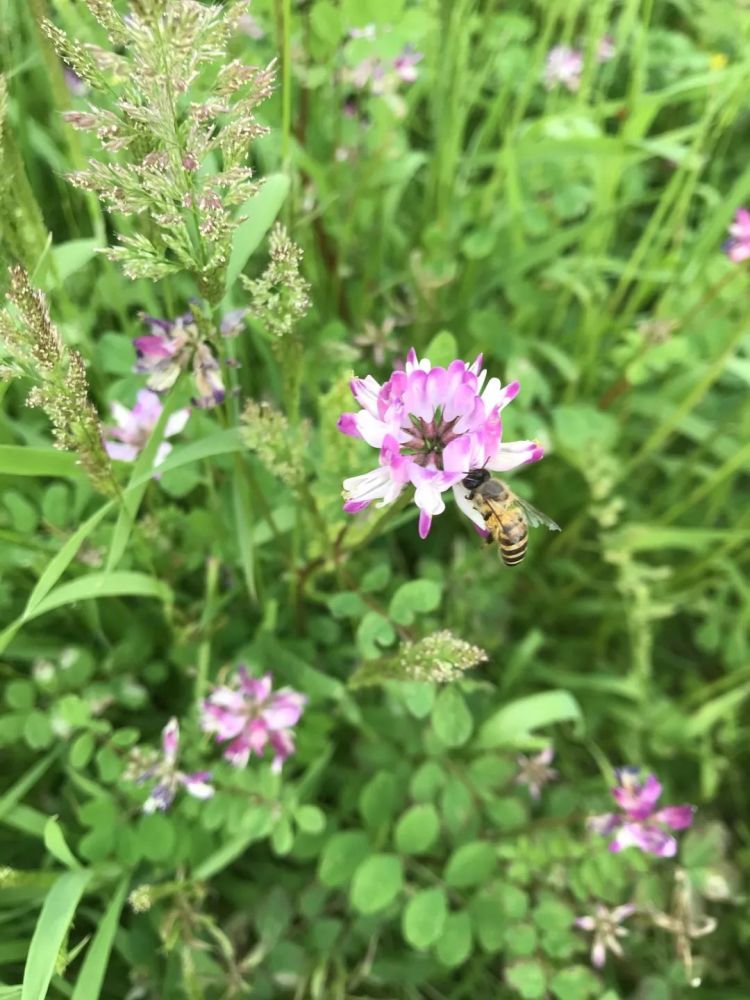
[484,535,493,546]
[482,511,492,521]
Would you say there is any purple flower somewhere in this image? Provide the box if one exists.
[338,348,543,538]
[587,768,695,858]
[103,389,189,465]
[201,667,306,772]
[393,45,423,84]
[133,312,226,409]
[545,45,584,91]
[127,718,214,814]
[574,903,636,968]
[220,308,248,338]
[724,208,750,262]
[516,747,558,800]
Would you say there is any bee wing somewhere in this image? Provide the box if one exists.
[513,495,561,532]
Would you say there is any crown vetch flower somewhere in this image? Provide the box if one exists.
[103,389,189,465]
[587,767,695,858]
[201,667,306,772]
[133,312,226,409]
[724,208,750,263]
[544,45,584,91]
[574,903,636,968]
[127,718,214,814]
[338,348,543,538]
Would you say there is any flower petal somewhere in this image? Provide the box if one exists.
[654,804,695,830]
[162,717,180,762]
[488,439,544,472]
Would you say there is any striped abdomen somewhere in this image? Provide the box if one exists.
[500,528,528,566]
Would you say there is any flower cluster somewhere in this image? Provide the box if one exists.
[202,666,307,772]
[133,312,225,409]
[338,348,543,538]
[724,207,750,262]
[544,36,615,92]
[125,718,214,814]
[126,668,306,813]
[103,388,190,466]
[342,28,423,118]
[588,767,695,857]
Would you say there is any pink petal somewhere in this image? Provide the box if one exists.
[104,441,139,462]
[132,389,163,427]
[237,667,273,702]
[133,334,175,358]
[162,717,180,762]
[418,509,432,538]
[338,413,362,438]
[591,940,606,968]
[654,804,695,830]
[263,690,306,729]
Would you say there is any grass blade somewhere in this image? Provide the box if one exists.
[22,870,92,1000]
[70,877,129,1000]
[0,447,84,479]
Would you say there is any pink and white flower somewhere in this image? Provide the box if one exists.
[201,666,306,773]
[724,208,750,263]
[393,45,423,84]
[544,45,584,91]
[587,767,695,858]
[516,746,558,800]
[127,718,214,814]
[133,312,226,409]
[103,389,189,466]
[338,348,543,538]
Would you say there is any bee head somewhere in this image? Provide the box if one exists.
[462,467,490,490]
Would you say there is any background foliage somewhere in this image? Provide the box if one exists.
[0,0,748,997]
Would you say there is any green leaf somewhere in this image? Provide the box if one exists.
[389,579,442,626]
[424,330,458,368]
[359,771,399,830]
[0,447,83,479]
[549,965,601,1000]
[43,818,81,869]
[25,572,171,622]
[318,830,371,889]
[138,813,176,862]
[295,804,326,834]
[402,887,448,950]
[70,877,129,1000]
[444,841,496,888]
[506,960,547,999]
[48,238,98,285]
[225,173,290,289]
[478,690,583,748]
[434,910,472,968]
[394,804,440,855]
[356,611,396,659]
[432,686,473,747]
[22,870,92,1000]
[350,854,403,914]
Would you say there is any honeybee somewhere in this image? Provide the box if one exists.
[462,468,560,566]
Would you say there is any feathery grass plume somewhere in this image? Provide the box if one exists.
[350,630,488,688]
[0,76,49,288]
[0,267,116,496]
[44,1,275,301]
[242,223,311,418]
[240,400,309,489]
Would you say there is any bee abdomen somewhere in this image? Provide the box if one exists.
[501,536,527,566]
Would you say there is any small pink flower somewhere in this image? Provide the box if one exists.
[237,13,265,40]
[393,46,423,84]
[127,718,214,814]
[103,389,189,466]
[544,45,584,91]
[724,208,750,262]
[201,666,306,773]
[574,903,636,968]
[587,767,695,858]
[338,348,543,539]
[133,312,226,408]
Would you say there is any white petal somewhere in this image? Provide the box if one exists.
[452,483,486,530]
[488,439,543,472]
[353,411,389,448]
[165,408,190,438]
